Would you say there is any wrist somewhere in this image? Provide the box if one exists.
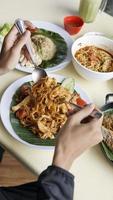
[52,146,74,171]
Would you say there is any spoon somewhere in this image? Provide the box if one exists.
[15,19,47,82]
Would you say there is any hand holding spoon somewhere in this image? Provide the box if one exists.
[15,19,47,82]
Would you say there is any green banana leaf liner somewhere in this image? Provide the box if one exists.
[31,28,67,69]
[10,82,56,146]
[101,142,113,162]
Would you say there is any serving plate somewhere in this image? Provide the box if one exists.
[0,74,91,149]
[16,21,73,73]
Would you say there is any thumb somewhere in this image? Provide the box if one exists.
[12,30,31,53]
[71,104,95,124]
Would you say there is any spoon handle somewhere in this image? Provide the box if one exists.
[15,18,35,64]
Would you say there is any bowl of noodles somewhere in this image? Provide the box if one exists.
[71,34,113,81]
[0,74,90,148]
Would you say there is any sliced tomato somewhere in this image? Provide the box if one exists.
[76,97,87,107]
[16,108,27,119]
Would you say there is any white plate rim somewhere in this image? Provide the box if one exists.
[0,74,91,149]
[16,21,73,73]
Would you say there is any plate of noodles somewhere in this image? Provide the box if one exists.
[0,74,91,149]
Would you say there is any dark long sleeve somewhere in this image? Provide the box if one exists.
[0,165,74,200]
[37,165,74,200]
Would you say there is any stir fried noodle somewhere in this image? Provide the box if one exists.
[12,77,79,139]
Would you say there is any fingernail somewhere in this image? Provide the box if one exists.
[25,30,31,37]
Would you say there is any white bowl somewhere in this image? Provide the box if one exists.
[71,34,113,81]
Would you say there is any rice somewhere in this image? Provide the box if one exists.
[32,35,56,61]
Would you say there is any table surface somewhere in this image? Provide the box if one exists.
[0,0,113,199]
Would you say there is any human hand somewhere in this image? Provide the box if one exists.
[53,104,103,170]
[0,21,35,75]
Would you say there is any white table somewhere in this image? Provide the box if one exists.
[0,0,113,199]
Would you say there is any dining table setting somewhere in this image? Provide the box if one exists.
[0,0,113,199]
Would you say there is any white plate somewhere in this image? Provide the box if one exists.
[0,74,91,149]
[16,21,73,73]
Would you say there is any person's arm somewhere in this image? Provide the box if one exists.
[0,104,103,200]
[37,165,74,200]
[0,165,74,200]
[36,104,103,200]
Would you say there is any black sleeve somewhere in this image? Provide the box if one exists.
[0,165,74,200]
[37,165,74,200]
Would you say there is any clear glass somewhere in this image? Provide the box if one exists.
[79,0,108,23]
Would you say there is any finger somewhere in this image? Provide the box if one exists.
[5,21,34,43]
[24,49,31,61]
[22,46,31,61]
[70,104,95,124]
[6,21,35,39]
[81,117,103,143]
[87,115,103,129]
[12,30,31,53]
[3,22,34,54]
[5,25,18,40]
[3,25,19,51]
[24,20,36,30]
[90,117,103,140]
[97,114,103,126]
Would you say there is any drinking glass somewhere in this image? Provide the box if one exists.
[79,0,108,23]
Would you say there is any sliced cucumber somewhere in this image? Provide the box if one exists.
[0,23,12,37]
[61,78,75,93]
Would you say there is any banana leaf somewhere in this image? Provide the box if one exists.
[101,142,113,162]
[10,83,56,146]
[31,28,67,68]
